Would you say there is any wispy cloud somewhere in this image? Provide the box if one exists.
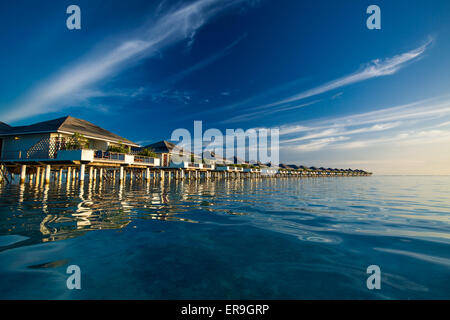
[333,128,450,150]
[259,39,433,109]
[294,136,349,151]
[164,33,247,86]
[1,0,248,122]
[222,100,320,123]
[211,38,433,123]
[181,75,311,121]
[331,92,343,100]
[279,95,450,152]
[282,122,402,144]
[279,95,450,136]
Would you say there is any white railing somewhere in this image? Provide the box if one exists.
[243,168,261,173]
[134,155,157,165]
[94,151,125,162]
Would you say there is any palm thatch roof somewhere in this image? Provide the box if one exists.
[0,116,139,147]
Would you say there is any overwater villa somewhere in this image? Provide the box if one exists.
[0,116,371,185]
[142,140,200,167]
[0,116,140,158]
[142,141,235,171]
[0,116,160,184]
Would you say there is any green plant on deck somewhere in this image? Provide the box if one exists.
[108,140,130,154]
[64,132,89,150]
[228,163,258,169]
[138,148,157,158]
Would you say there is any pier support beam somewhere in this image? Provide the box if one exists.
[146,168,150,181]
[79,164,85,182]
[89,166,93,183]
[35,167,41,185]
[40,167,45,184]
[45,165,51,184]
[119,166,124,181]
[20,165,27,184]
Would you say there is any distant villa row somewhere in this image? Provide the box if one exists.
[0,116,371,184]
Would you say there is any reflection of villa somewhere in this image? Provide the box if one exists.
[0,115,371,185]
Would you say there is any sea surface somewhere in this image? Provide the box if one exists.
[0,176,449,299]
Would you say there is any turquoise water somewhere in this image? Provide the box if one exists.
[0,176,449,299]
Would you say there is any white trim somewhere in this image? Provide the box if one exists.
[57,130,140,147]
[0,130,139,147]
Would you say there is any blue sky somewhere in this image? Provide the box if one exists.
[1,0,450,174]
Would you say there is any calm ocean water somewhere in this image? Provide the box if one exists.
[0,176,449,299]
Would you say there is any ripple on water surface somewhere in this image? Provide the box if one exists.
[0,176,449,299]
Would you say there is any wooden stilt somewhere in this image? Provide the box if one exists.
[20,165,26,184]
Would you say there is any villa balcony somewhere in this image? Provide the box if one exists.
[1,151,32,161]
[94,151,159,166]
[94,150,125,162]
[169,161,204,169]
[202,164,215,170]
[261,168,278,175]
[1,148,159,166]
[215,166,232,171]
[133,155,160,166]
[216,166,245,172]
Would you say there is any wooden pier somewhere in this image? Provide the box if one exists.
[0,161,372,186]
[0,116,372,186]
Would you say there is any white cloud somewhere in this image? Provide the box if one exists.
[292,136,349,151]
[2,0,248,122]
[334,129,450,150]
[222,100,320,123]
[262,39,433,109]
[216,38,433,123]
[281,122,401,144]
[164,33,247,86]
[279,95,450,136]
[278,95,450,152]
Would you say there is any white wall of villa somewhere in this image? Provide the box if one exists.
[261,168,278,175]
[169,161,216,170]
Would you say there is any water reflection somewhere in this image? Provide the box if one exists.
[0,176,450,253]
[0,178,235,250]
